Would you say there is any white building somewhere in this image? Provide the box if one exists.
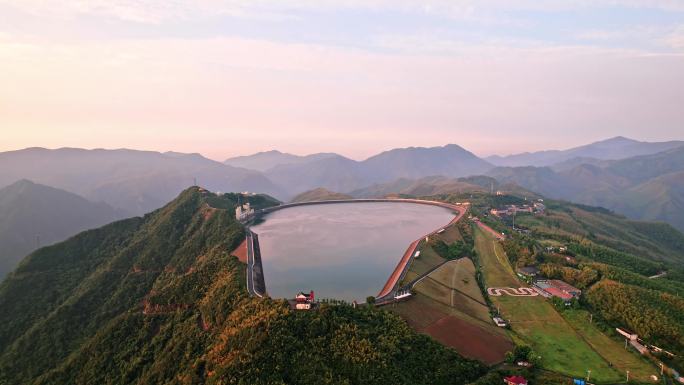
[235,202,254,221]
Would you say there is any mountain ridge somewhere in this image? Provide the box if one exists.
[0,187,486,385]
[486,136,684,167]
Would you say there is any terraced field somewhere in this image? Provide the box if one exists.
[392,247,513,364]
[414,259,490,323]
[392,288,512,364]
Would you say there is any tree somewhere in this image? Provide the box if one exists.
[365,296,375,305]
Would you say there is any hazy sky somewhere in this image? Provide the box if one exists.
[1,1,683,160]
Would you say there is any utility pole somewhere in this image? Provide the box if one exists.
[626,370,629,382]
[36,235,40,248]
[512,211,516,230]
[587,369,591,382]
[193,177,197,187]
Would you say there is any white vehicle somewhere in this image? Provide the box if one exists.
[414,250,421,258]
[437,228,445,234]
[492,317,507,327]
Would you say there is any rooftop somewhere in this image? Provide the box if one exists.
[549,279,581,294]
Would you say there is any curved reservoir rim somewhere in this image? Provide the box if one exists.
[251,199,465,301]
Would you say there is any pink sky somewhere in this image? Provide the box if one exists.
[1,1,683,161]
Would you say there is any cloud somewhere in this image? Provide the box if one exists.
[664,25,684,49]
[3,0,683,25]
[2,33,683,159]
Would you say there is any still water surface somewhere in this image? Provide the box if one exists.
[251,202,455,302]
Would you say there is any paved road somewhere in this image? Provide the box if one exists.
[245,230,263,297]
[475,220,505,240]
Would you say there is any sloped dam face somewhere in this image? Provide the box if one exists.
[251,202,455,302]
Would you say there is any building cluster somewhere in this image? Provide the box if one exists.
[490,201,545,217]
[235,202,254,221]
[291,291,316,310]
[533,279,581,302]
[545,245,568,253]
[517,266,540,278]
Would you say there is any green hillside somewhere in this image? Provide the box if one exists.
[0,180,124,279]
[487,146,684,231]
[516,199,684,264]
[0,187,485,385]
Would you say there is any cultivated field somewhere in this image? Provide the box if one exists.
[414,258,490,323]
[475,226,626,383]
[391,295,513,365]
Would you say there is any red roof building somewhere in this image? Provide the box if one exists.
[544,287,573,301]
[548,279,581,297]
[295,291,315,303]
[504,375,528,385]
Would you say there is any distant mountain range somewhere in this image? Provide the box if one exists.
[1,136,683,232]
[224,150,338,172]
[487,146,684,230]
[264,144,493,195]
[0,180,123,278]
[0,147,284,215]
[486,136,684,167]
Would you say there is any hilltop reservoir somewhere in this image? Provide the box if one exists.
[251,201,456,302]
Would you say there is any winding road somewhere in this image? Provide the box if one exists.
[487,287,539,297]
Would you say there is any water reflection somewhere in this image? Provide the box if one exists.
[251,202,455,302]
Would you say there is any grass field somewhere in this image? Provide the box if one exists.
[400,223,463,284]
[474,227,518,287]
[495,296,622,383]
[436,224,463,244]
[401,243,445,283]
[474,226,626,383]
[562,310,658,383]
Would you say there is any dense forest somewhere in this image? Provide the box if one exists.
[0,188,485,385]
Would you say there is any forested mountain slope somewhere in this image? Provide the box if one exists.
[0,187,485,385]
[516,200,684,264]
[0,180,124,279]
